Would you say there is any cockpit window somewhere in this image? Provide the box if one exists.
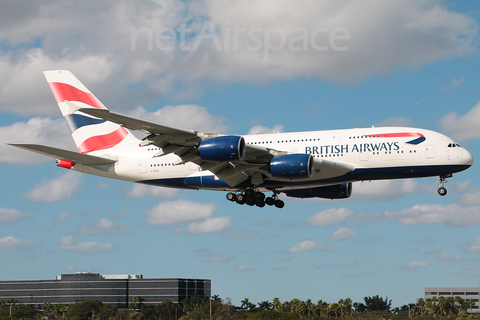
[447,143,461,148]
[456,143,461,147]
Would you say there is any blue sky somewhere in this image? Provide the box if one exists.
[1,0,480,308]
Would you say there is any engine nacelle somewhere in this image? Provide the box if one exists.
[270,154,314,179]
[198,136,245,162]
[285,183,352,199]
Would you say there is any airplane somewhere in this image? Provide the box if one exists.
[9,70,474,209]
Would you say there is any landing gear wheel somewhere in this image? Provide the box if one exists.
[265,197,275,206]
[255,199,265,207]
[236,194,246,205]
[274,199,285,209]
[245,189,255,197]
[254,192,265,200]
[438,187,447,196]
[226,192,236,202]
[246,196,256,206]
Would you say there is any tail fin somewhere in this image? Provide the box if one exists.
[43,70,138,154]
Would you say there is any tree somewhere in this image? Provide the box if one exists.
[156,300,182,320]
[417,298,425,315]
[130,296,138,311]
[438,296,446,316]
[363,295,392,312]
[98,304,118,320]
[258,300,273,311]
[467,299,476,314]
[12,304,39,318]
[66,300,103,320]
[273,297,281,312]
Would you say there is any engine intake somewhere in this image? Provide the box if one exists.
[270,154,314,179]
[285,183,352,199]
[198,136,245,162]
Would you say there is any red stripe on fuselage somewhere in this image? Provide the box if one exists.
[48,82,105,109]
[363,132,424,138]
[78,127,128,153]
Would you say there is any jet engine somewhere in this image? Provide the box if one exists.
[270,154,314,179]
[198,136,245,162]
[285,183,352,199]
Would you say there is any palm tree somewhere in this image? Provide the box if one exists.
[43,301,52,315]
[417,298,425,315]
[305,299,313,316]
[343,298,353,317]
[467,299,475,314]
[438,296,446,316]
[240,297,250,310]
[317,300,325,317]
[131,296,138,311]
[273,297,281,311]
[258,300,273,311]
[455,296,465,311]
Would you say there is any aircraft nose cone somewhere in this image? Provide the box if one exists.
[465,149,474,167]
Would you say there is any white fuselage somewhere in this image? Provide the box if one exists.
[69,127,473,193]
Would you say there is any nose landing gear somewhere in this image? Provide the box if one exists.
[226,189,284,208]
[438,174,451,196]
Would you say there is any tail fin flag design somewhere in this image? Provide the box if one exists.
[43,70,137,154]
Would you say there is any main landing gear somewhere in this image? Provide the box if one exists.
[438,174,452,196]
[226,189,285,209]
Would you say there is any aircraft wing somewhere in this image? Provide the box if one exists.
[9,144,117,165]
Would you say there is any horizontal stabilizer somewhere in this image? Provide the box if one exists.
[9,144,117,165]
[77,108,197,136]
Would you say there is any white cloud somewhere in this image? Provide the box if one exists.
[131,105,229,134]
[0,208,33,223]
[440,101,480,142]
[306,208,353,226]
[79,218,129,235]
[23,171,82,203]
[203,253,234,262]
[57,210,74,221]
[248,124,284,135]
[236,265,254,271]
[184,217,233,234]
[286,239,337,253]
[403,261,428,270]
[0,1,476,115]
[351,180,417,201]
[436,251,463,262]
[352,203,480,227]
[1,118,74,164]
[463,237,480,253]
[145,200,217,225]
[0,236,34,250]
[58,236,114,252]
[226,230,257,238]
[126,184,179,199]
[329,227,358,241]
[463,264,480,270]
[440,76,464,93]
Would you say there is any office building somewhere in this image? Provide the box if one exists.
[425,284,479,313]
[0,272,211,309]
